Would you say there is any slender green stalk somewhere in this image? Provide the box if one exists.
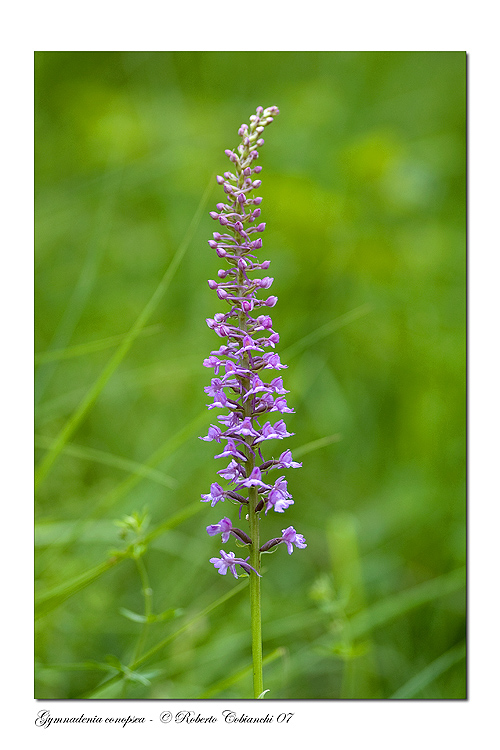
[132,555,153,662]
[239,314,263,697]
[248,483,263,698]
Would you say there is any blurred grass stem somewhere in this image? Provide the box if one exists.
[34,175,214,491]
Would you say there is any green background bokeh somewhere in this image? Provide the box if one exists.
[35,51,466,699]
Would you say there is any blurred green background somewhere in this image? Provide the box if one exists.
[34,51,466,700]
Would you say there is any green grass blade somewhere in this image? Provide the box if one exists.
[35,503,202,619]
[35,434,178,489]
[293,434,342,458]
[35,555,124,620]
[83,580,249,698]
[282,303,372,361]
[199,647,286,699]
[34,168,120,405]
[34,177,214,490]
[334,567,466,645]
[391,642,466,699]
[35,410,207,575]
[35,325,162,364]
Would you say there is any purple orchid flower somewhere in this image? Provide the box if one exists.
[200,482,226,507]
[260,526,307,555]
[206,517,233,542]
[210,550,261,579]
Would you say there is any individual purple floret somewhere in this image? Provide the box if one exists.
[206,516,233,542]
[210,550,261,579]
[259,526,307,555]
[206,517,252,545]
[200,105,306,577]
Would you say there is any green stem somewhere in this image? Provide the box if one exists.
[133,554,153,662]
[234,128,266,698]
[248,485,263,698]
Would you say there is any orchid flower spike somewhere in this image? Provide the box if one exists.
[200,105,306,580]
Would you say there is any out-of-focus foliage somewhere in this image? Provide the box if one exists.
[35,51,466,700]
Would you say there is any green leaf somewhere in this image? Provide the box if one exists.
[119,608,148,624]
[35,554,124,620]
[119,606,183,624]
[391,642,466,699]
